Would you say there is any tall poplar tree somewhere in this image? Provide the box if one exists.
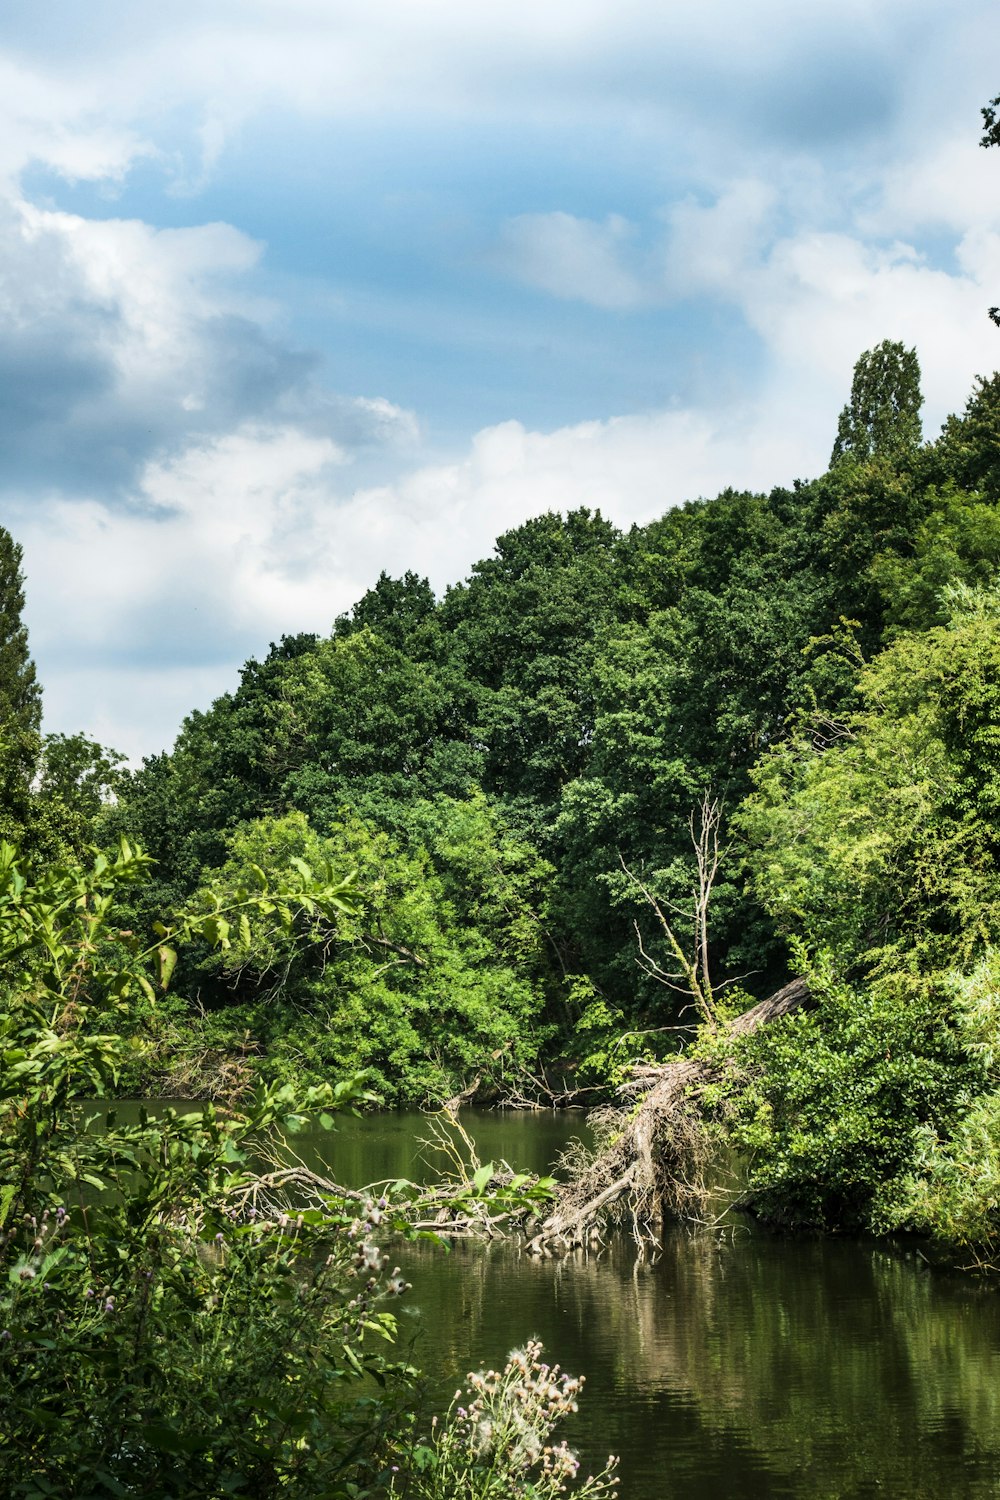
[830,340,923,466]
[0,525,42,839]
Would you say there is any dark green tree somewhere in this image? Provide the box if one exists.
[29,732,127,858]
[334,570,438,651]
[830,341,923,467]
[0,526,42,842]
[927,372,1000,501]
[442,510,621,816]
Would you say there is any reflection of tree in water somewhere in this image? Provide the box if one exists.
[396,1228,1000,1500]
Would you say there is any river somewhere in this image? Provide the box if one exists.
[290,1105,1000,1500]
[140,1101,1000,1497]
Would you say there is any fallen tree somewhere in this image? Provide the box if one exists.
[527,977,810,1255]
[230,1107,559,1239]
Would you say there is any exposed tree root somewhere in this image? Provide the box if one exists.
[527,978,809,1255]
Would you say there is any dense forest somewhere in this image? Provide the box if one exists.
[3,339,1000,1265]
[5,337,1000,1492]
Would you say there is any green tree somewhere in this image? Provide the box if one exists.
[720,589,1000,1247]
[0,836,424,1496]
[335,569,439,651]
[185,800,553,1104]
[925,372,1000,500]
[0,526,41,843]
[441,509,621,815]
[830,340,923,467]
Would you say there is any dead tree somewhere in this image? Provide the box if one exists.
[527,977,809,1255]
[622,791,726,1032]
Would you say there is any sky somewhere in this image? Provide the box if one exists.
[2,0,1000,761]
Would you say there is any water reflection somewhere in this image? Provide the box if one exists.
[296,1109,1000,1500]
[129,1104,1000,1498]
[396,1231,1000,1500]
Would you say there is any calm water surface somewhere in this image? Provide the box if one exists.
[292,1107,1000,1500]
[150,1103,1000,1498]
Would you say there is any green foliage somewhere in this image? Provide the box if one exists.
[884,954,1000,1257]
[870,483,1000,632]
[830,340,923,467]
[728,590,1000,1253]
[91,341,1000,1258]
[182,802,554,1104]
[925,373,1000,499]
[738,598,1000,972]
[28,732,127,863]
[0,526,42,848]
[0,837,424,1496]
[702,961,981,1230]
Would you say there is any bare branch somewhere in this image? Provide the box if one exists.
[618,792,727,1033]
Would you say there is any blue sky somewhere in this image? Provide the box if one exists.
[2,0,1000,758]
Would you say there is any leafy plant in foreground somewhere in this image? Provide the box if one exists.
[0,836,414,1497]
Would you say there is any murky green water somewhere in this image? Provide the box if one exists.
[141,1104,1000,1497]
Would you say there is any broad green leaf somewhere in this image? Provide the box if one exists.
[157,945,178,990]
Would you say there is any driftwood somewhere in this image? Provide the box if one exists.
[527,977,809,1255]
[230,1108,553,1240]
[225,1162,544,1238]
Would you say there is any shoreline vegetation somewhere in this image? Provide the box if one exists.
[4,336,1000,1488]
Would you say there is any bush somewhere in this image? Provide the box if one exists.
[0,837,413,1496]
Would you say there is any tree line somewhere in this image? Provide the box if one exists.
[2,339,1000,1258]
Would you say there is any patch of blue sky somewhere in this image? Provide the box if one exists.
[22,111,767,444]
[276,273,763,445]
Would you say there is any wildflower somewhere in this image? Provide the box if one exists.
[104,1297,115,1313]
[356,1242,381,1272]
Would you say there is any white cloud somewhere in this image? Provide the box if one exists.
[20,194,1000,761]
[663,181,777,298]
[495,211,644,309]
[20,393,821,762]
[5,0,1000,767]
[0,0,964,193]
